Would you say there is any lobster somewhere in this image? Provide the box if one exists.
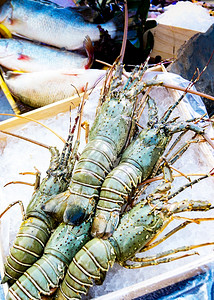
[4,62,153,299]
[1,105,83,285]
[42,1,153,226]
[91,93,207,238]
[43,61,151,226]
[56,165,214,300]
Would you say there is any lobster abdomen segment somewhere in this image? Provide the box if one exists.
[57,238,116,299]
[2,217,51,284]
[7,221,92,299]
[62,139,118,225]
[7,254,65,300]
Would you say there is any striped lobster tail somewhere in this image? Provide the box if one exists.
[7,254,65,300]
[44,63,150,226]
[56,238,116,300]
[63,138,118,225]
[2,217,52,284]
[7,221,92,300]
[2,108,82,285]
[91,161,142,237]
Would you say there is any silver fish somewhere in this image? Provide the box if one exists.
[0,36,93,72]
[3,69,106,107]
[0,0,117,50]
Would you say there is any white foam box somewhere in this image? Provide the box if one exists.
[0,66,214,299]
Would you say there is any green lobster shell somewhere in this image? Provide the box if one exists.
[57,174,212,299]
[7,221,91,299]
[91,95,205,238]
[43,63,149,226]
[2,127,79,284]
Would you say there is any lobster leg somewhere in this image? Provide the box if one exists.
[122,195,214,268]
[56,169,214,299]
[4,169,41,190]
[142,217,214,253]
[0,201,25,220]
[166,136,202,166]
[122,243,214,269]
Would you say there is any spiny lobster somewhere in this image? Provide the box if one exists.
[5,61,153,299]
[91,93,206,238]
[1,106,82,285]
[43,61,151,225]
[56,165,214,300]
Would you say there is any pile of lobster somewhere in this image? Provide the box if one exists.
[0,55,214,300]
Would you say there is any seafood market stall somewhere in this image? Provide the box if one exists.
[0,66,214,299]
[0,0,214,299]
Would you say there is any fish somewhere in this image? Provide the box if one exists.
[0,0,117,50]
[3,69,106,107]
[0,36,94,72]
[49,0,76,7]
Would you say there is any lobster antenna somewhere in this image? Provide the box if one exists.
[0,113,66,143]
[163,83,214,101]
[88,72,106,96]
[161,88,190,122]
[0,200,25,220]
[119,0,128,63]
[168,171,213,200]
[77,82,88,141]
[58,105,79,168]
[0,129,50,149]
[97,1,128,109]
[141,173,210,185]
[162,50,214,122]
[58,88,87,169]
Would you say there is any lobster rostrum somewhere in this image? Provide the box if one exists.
[1,108,82,285]
[56,166,214,300]
[43,61,151,226]
[91,93,206,238]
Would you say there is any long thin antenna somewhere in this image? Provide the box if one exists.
[0,129,50,149]
[77,83,88,141]
[119,1,128,63]
[0,113,66,143]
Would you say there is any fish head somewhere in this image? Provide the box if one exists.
[0,39,24,61]
[0,37,10,51]
[0,0,13,24]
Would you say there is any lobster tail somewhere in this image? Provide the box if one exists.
[91,162,142,238]
[7,254,65,300]
[2,217,51,284]
[61,138,118,225]
[7,221,92,299]
[3,123,81,285]
[57,238,116,299]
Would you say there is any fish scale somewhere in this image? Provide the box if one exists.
[0,37,92,72]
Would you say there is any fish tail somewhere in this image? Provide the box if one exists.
[83,35,94,69]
